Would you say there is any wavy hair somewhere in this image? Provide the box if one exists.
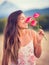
[2,10,23,65]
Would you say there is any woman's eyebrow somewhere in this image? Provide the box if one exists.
[19,16,25,19]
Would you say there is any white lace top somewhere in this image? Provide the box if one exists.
[11,40,36,65]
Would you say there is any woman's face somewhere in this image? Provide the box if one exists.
[17,13,28,29]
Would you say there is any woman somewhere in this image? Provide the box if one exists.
[2,10,44,65]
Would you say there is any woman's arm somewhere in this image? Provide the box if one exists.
[31,29,44,58]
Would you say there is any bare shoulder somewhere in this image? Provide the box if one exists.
[27,29,36,36]
[28,29,36,34]
[26,29,31,34]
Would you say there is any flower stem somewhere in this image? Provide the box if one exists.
[43,35,47,40]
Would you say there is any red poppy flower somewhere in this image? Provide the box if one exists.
[30,20,37,26]
[25,17,31,23]
[33,13,40,18]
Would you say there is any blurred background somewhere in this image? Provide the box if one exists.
[0,0,49,65]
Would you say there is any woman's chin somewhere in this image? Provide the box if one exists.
[24,26,28,29]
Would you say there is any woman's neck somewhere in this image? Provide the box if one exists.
[18,27,28,36]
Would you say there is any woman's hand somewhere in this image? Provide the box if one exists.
[38,29,44,40]
[38,29,44,36]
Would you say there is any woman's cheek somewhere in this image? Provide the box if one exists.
[19,23,24,28]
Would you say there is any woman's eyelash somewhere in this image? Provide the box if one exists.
[20,18,23,19]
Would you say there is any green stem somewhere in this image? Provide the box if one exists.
[43,35,47,40]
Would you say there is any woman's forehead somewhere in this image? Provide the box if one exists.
[18,13,26,18]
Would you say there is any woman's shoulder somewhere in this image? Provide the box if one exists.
[27,29,36,35]
[27,29,37,41]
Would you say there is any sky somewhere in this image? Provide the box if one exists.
[0,0,49,10]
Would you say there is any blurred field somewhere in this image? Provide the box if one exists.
[0,31,49,65]
[36,31,49,65]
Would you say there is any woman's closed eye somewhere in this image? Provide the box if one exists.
[19,17,25,20]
